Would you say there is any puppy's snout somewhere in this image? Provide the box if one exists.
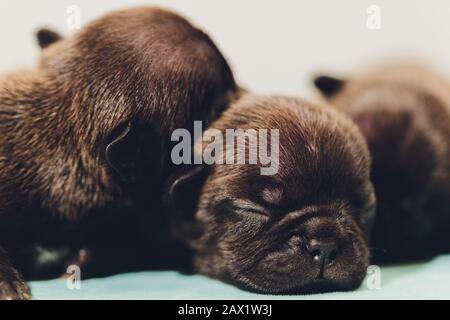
[307,239,338,266]
[302,216,342,268]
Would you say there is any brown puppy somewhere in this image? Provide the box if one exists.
[314,64,450,262]
[0,7,236,299]
[166,94,375,294]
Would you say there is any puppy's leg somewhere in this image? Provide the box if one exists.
[0,246,30,300]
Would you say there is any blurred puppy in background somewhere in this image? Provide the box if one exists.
[0,7,236,299]
[314,64,450,263]
[166,94,376,294]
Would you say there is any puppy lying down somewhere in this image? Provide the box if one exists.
[0,7,236,299]
[314,64,450,262]
[166,94,376,294]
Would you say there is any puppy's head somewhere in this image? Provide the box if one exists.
[313,65,450,259]
[35,7,236,185]
[167,94,375,294]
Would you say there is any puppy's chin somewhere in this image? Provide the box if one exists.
[237,278,363,295]
[228,265,367,295]
[194,248,368,295]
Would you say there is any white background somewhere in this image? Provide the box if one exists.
[1,0,449,100]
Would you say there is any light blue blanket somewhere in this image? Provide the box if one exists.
[30,254,450,299]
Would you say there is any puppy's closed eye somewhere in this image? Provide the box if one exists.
[230,199,272,218]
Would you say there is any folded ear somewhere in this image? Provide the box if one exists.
[165,165,208,240]
[105,122,158,184]
[313,75,346,98]
[167,165,207,216]
[36,28,63,49]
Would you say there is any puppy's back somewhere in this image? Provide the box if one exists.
[324,65,450,261]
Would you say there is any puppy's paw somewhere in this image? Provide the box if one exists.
[0,280,31,300]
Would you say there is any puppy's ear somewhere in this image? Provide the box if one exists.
[313,75,346,97]
[167,165,207,217]
[105,122,158,184]
[165,165,207,240]
[36,28,63,49]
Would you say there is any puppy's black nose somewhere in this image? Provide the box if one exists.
[307,239,338,266]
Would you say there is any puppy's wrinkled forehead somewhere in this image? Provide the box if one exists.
[209,95,370,206]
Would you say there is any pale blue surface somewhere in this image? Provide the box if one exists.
[29,255,450,300]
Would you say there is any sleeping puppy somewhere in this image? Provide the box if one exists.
[165,94,376,294]
[0,7,236,299]
[314,64,450,263]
